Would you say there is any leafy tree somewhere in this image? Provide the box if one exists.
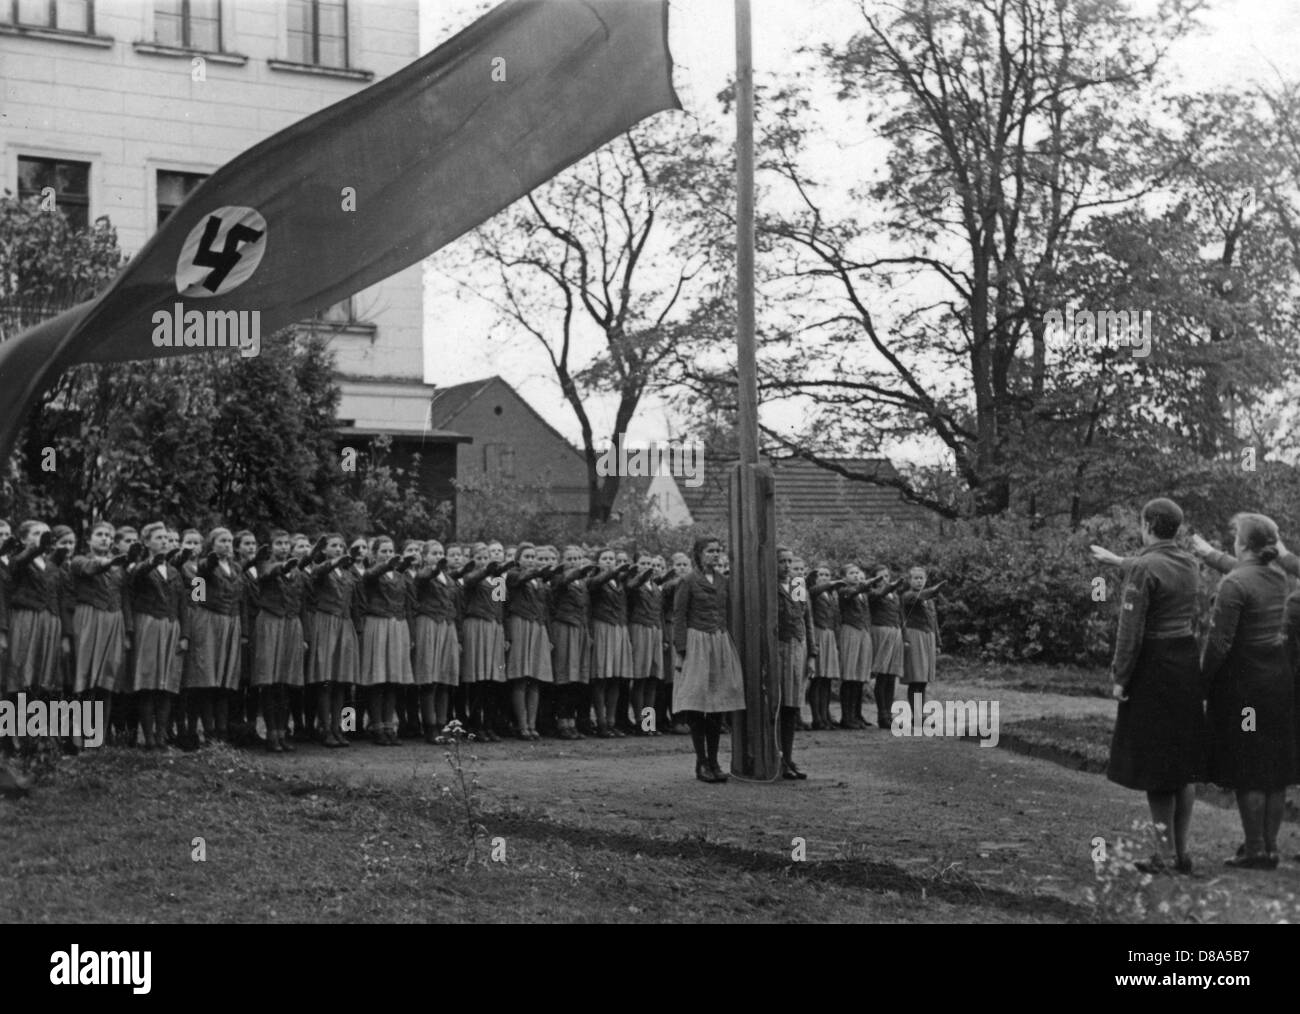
[439,117,733,526]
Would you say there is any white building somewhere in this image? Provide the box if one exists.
[0,0,447,453]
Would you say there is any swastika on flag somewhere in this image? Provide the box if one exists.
[175,206,268,297]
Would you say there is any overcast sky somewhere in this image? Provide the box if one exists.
[418,0,1300,460]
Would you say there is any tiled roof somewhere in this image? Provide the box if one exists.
[678,456,935,529]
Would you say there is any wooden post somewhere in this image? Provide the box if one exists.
[727,0,780,780]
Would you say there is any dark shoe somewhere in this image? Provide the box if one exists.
[782,760,807,781]
[1174,855,1194,875]
[696,762,724,784]
[280,736,295,753]
[1134,854,1170,875]
[609,726,626,738]
[669,723,690,736]
[708,760,729,782]
[1224,852,1277,870]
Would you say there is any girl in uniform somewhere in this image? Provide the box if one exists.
[253,530,307,753]
[232,530,263,747]
[460,543,507,740]
[868,565,908,729]
[128,522,189,750]
[183,528,245,744]
[70,521,130,739]
[411,540,460,743]
[549,546,597,740]
[659,552,692,735]
[1199,514,1294,868]
[588,548,636,738]
[305,534,359,747]
[0,520,13,744]
[672,536,745,782]
[901,567,945,733]
[505,542,553,739]
[627,553,664,735]
[393,539,424,739]
[837,565,872,730]
[5,523,68,712]
[808,563,844,730]
[288,533,313,741]
[776,547,815,778]
[358,536,415,746]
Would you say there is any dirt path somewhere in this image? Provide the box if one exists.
[274,682,1300,920]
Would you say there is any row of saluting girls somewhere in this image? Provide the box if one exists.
[0,519,944,783]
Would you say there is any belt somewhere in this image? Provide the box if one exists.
[1143,628,1193,640]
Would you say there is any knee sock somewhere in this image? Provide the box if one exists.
[510,680,527,732]
[526,681,539,731]
[704,713,722,765]
[314,683,333,733]
[137,691,156,746]
[686,712,707,764]
[780,706,797,764]
[420,688,438,735]
[1265,790,1285,853]
[907,683,925,731]
[368,690,385,736]
[384,686,398,732]
[157,692,173,744]
[1236,790,1266,855]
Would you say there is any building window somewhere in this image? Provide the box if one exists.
[313,296,356,325]
[17,156,90,231]
[2,0,93,32]
[153,0,220,51]
[156,169,208,228]
[287,0,347,68]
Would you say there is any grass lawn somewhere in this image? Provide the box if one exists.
[0,743,1072,923]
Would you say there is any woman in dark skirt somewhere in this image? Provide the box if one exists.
[1197,513,1295,869]
[1103,498,1204,875]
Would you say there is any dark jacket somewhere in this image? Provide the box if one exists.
[672,570,729,656]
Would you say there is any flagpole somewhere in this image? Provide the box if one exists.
[735,0,757,466]
[728,0,780,781]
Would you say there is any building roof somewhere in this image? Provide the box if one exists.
[334,425,470,443]
[428,375,586,463]
[427,378,496,429]
[679,455,935,529]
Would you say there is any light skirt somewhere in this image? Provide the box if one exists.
[183,610,242,690]
[306,612,358,685]
[590,620,633,680]
[630,622,664,680]
[132,613,182,694]
[837,625,872,683]
[870,625,905,677]
[778,638,808,707]
[506,615,553,682]
[902,629,936,684]
[412,616,460,687]
[252,614,305,687]
[73,604,126,693]
[813,627,840,681]
[672,627,746,715]
[5,608,62,693]
[551,623,590,685]
[359,615,414,687]
[461,617,506,684]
